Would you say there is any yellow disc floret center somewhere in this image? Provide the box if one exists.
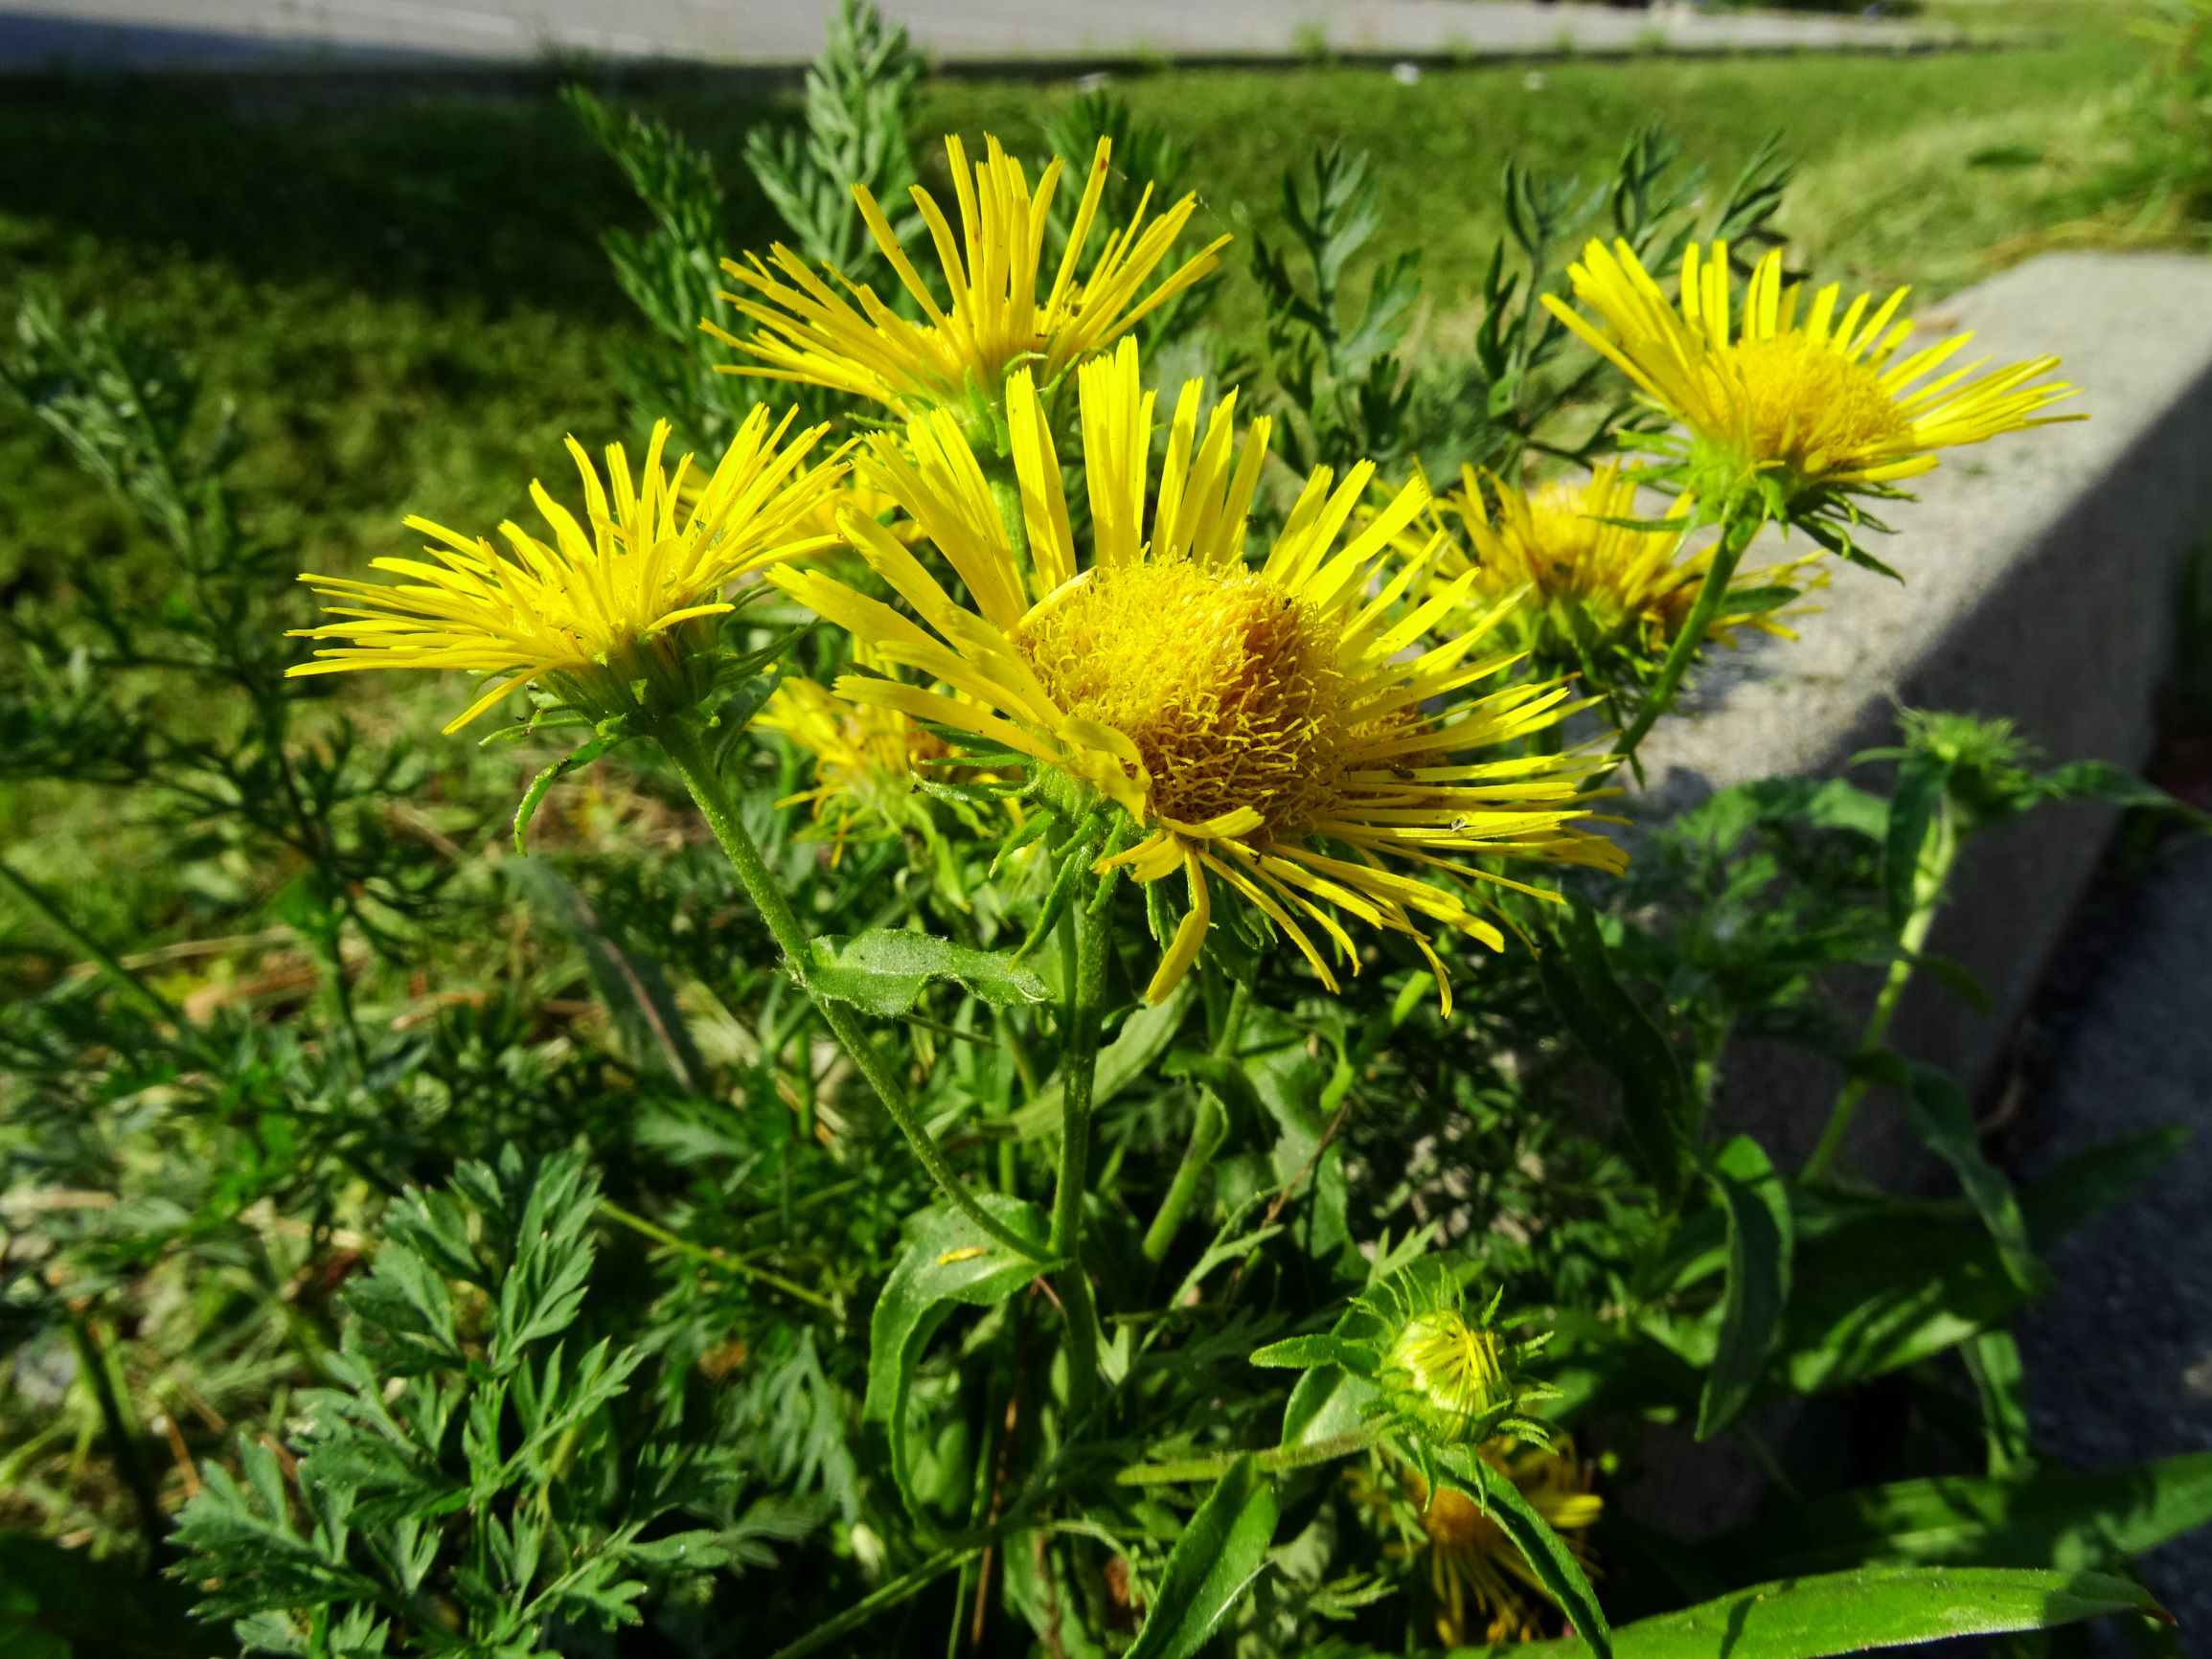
[1724,333,1913,480]
[1015,559,1349,834]
[1517,484,1610,600]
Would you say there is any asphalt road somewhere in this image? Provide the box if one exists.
[2009,836,2212,1632]
[0,0,1930,73]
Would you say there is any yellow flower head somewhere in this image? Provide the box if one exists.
[1353,1443,1602,1647]
[758,665,946,861]
[772,338,1623,1012]
[288,409,845,733]
[1437,461,1823,673]
[1542,240,2076,507]
[710,133,1229,419]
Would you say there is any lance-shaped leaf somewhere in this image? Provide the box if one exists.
[1490,1566,2163,1657]
[862,1196,1050,1519]
[1433,1442,1612,1659]
[1881,748,1952,931]
[1854,1052,2041,1293]
[1716,1453,2212,1580]
[1697,1135,1793,1441]
[1125,1456,1279,1659]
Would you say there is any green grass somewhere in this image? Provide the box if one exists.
[0,25,2157,624]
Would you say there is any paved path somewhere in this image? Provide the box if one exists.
[0,0,1933,73]
[2009,837,2212,1630]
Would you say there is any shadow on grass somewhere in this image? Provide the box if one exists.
[0,78,798,318]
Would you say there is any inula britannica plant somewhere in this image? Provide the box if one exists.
[6,7,2207,1657]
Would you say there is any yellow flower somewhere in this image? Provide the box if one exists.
[709,133,1229,418]
[771,338,1623,1011]
[288,409,844,733]
[1434,462,1823,673]
[1541,240,2076,505]
[1355,1443,1603,1647]
[758,666,945,862]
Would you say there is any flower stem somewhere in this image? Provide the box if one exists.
[1802,802,1958,1182]
[1612,504,1762,765]
[1141,1096,1225,1265]
[1050,883,1113,1413]
[651,718,1049,1264]
[1116,1425,1388,1488]
[66,1308,163,1538]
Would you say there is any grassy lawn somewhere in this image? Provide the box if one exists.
[0,24,2152,540]
[0,15,2160,718]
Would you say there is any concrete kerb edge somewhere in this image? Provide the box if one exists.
[0,32,2026,105]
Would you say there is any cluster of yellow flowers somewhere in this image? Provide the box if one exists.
[289,131,2072,1012]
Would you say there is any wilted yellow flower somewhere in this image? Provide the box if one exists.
[1355,1443,1603,1647]
[771,338,1622,1011]
[710,133,1228,418]
[289,409,844,733]
[1542,240,2075,508]
[1435,462,1822,676]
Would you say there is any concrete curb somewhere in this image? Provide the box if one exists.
[1635,250,2212,1171]
[0,0,1981,82]
[0,34,2017,103]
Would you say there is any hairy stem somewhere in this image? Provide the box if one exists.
[1116,1425,1388,1488]
[1050,887,1113,1415]
[652,718,1048,1264]
[1802,803,1958,1183]
[67,1309,164,1539]
[1140,1095,1225,1264]
[1612,505,1763,764]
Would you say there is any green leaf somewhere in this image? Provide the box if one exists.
[1881,750,1950,932]
[1715,1455,2212,1580]
[506,857,705,1089]
[1536,900,1694,1207]
[1697,1136,1794,1441]
[1962,1329,2034,1477]
[708,666,792,769]
[1857,1054,2041,1293]
[807,930,1051,1016]
[1248,1333,1373,1374]
[1490,1567,2163,1657]
[1125,1456,1280,1659]
[1434,1443,1612,1659]
[1771,1201,2033,1396]
[513,730,624,855]
[1280,1363,1380,1449]
[2040,759,2210,824]
[1799,779,1890,841]
[1718,584,1800,617]
[862,1196,1049,1519]
[1913,952,1995,1017]
[2022,1125,2192,1246]
[1014,813,1107,961]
